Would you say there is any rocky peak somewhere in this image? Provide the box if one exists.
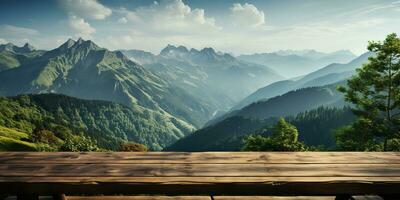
[22,43,35,51]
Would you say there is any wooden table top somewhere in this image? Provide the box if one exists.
[0,152,399,196]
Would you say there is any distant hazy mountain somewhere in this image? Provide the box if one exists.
[234,52,373,110]
[238,49,356,77]
[121,45,283,115]
[0,39,213,140]
[167,106,354,151]
[0,42,36,54]
[0,43,45,72]
[0,94,195,150]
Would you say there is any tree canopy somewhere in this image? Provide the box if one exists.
[242,118,307,151]
[337,33,400,151]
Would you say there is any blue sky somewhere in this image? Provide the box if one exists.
[0,0,399,55]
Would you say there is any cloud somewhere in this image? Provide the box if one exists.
[118,17,128,24]
[230,3,265,27]
[59,0,112,20]
[0,25,39,36]
[0,38,7,44]
[68,15,96,38]
[120,0,220,35]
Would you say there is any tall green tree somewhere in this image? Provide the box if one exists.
[242,118,307,151]
[338,33,400,151]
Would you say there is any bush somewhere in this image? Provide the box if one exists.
[31,129,61,145]
[119,142,148,152]
[242,118,307,151]
[60,135,99,152]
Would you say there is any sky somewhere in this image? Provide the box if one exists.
[0,0,400,55]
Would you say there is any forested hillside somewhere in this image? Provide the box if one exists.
[167,106,354,151]
[0,94,194,151]
[207,82,346,127]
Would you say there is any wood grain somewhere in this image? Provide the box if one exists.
[66,196,211,200]
[1,163,399,177]
[1,152,399,164]
[0,152,399,196]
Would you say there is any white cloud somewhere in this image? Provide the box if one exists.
[68,15,96,38]
[120,0,220,35]
[118,17,128,24]
[0,38,7,44]
[59,0,112,20]
[230,3,265,27]
[0,25,39,36]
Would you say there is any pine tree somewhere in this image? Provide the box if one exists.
[338,33,400,151]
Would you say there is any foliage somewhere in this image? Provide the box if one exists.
[119,142,148,152]
[337,33,400,151]
[0,94,167,151]
[60,134,99,152]
[0,136,37,151]
[242,118,307,151]
[31,128,62,145]
[166,116,267,151]
[167,106,354,151]
[288,106,355,149]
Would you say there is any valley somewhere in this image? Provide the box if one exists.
[0,37,389,152]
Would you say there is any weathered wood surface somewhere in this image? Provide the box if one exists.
[0,152,399,196]
[66,196,211,200]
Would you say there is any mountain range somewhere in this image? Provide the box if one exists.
[121,45,283,115]
[0,39,285,150]
[0,38,373,151]
[238,49,356,78]
[233,51,373,110]
[0,43,45,72]
[166,50,373,151]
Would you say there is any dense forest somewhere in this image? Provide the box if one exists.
[0,94,191,151]
[167,106,354,151]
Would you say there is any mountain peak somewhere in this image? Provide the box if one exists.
[160,44,190,57]
[22,43,35,51]
[200,47,216,55]
[59,38,76,50]
[76,37,85,44]
[161,44,188,52]
[0,42,36,53]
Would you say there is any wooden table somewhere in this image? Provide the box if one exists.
[0,152,399,200]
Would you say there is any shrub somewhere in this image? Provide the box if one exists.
[119,142,148,152]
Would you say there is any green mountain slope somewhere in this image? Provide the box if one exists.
[0,125,37,151]
[0,94,194,150]
[0,43,44,72]
[167,106,354,151]
[0,38,211,128]
[206,81,346,127]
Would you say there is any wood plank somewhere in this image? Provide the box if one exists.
[214,197,335,200]
[66,196,211,200]
[68,197,328,200]
[1,176,400,183]
[1,152,399,164]
[0,180,398,196]
[213,197,383,200]
[0,163,399,177]
[1,152,399,196]
[214,196,384,200]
